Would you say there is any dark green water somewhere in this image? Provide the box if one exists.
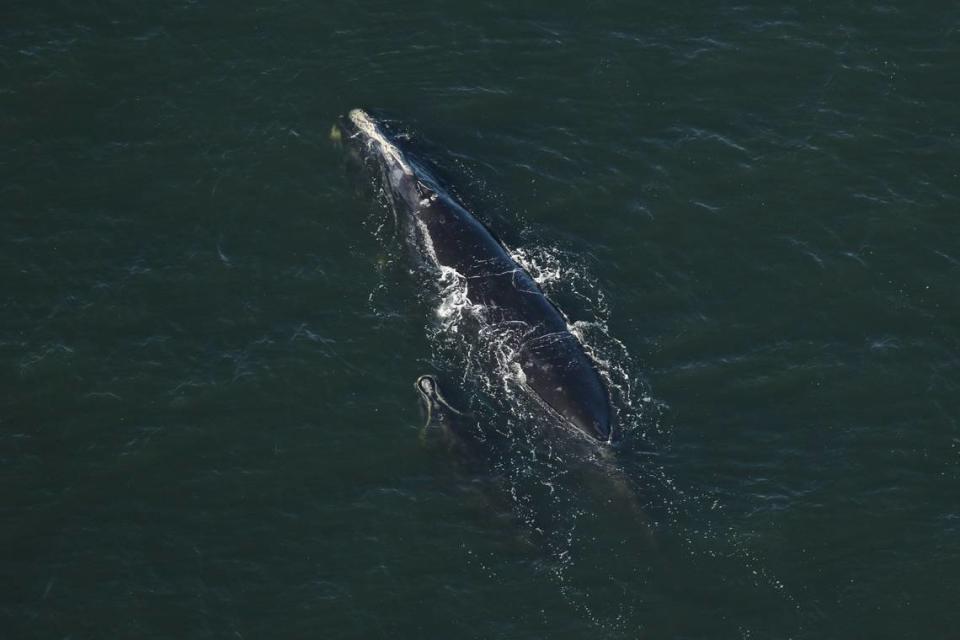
[3,2,959,638]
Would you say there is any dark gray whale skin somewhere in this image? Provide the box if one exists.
[337,109,612,442]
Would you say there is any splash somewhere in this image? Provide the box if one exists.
[434,265,485,332]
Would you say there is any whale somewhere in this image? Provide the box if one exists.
[415,374,478,456]
[336,109,612,442]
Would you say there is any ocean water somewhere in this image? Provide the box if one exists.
[3,2,958,638]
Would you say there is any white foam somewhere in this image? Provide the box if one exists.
[415,218,440,267]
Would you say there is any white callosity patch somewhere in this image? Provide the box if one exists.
[348,109,414,178]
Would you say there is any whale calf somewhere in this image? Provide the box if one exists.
[337,109,612,442]
[415,374,479,457]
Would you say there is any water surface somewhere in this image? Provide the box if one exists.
[3,2,958,638]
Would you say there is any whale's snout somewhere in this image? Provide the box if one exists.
[336,108,423,211]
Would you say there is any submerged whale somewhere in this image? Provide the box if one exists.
[337,109,612,442]
[415,374,480,456]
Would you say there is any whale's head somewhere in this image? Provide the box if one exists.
[415,374,468,435]
[416,374,458,416]
[415,374,442,411]
[333,109,423,212]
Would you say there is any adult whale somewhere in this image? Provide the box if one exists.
[336,109,613,442]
